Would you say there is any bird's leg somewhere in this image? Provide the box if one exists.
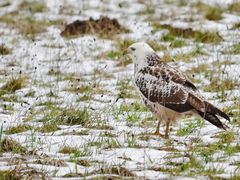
[165,121,170,139]
[153,120,164,137]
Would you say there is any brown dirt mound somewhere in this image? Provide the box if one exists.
[60,16,130,38]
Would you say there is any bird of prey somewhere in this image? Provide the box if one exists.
[126,42,230,138]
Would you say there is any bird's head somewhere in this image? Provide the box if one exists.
[125,42,155,65]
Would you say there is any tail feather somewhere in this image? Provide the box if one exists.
[204,101,230,121]
[187,93,230,130]
[197,111,226,130]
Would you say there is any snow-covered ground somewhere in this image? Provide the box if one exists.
[0,0,239,179]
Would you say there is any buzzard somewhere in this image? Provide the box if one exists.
[126,42,230,138]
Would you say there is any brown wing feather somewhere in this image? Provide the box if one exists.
[187,93,230,128]
[145,54,197,90]
[136,64,230,129]
[135,66,189,105]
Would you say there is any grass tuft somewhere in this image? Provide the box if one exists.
[205,6,223,21]
[5,124,32,134]
[60,145,92,157]
[36,122,60,133]
[195,2,223,21]
[59,146,80,154]
[117,78,136,99]
[0,170,17,180]
[0,13,63,38]
[224,44,240,54]
[153,23,223,44]
[0,76,26,97]
[73,159,91,167]
[0,138,27,153]
[177,119,204,136]
[19,1,47,13]
[106,39,135,66]
[96,166,135,177]
[228,2,240,12]
[173,47,207,62]
[0,44,11,55]
[148,40,168,51]
[204,77,238,92]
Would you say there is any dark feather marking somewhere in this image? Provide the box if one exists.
[184,80,197,90]
[135,75,187,104]
[136,53,230,130]
[197,111,226,130]
[162,102,193,113]
[187,93,205,112]
[204,101,230,121]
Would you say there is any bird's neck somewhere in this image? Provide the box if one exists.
[134,60,148,74]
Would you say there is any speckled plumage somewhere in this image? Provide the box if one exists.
[127,42,230,137]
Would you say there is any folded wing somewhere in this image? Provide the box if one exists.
[135,65,230,129]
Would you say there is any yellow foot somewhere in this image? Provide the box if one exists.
[152,131,165,138]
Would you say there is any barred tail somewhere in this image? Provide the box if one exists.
[197,111,226,130]
[204,101,230,121]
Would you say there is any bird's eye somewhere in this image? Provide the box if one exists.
[130,47,136,51]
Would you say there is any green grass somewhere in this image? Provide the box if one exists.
[19,1,47,13]
[173,47,207,62]
[232,23,240,29]
[0,12,63,38]
[5,124,32,134]
[59,146,80,154]
[104,137,122,149]
[87,138,104,148]
[107,39,135,66]
[1,104,14,111]
[36,122,60,133]
[126,113,140,125]
[24,89,36,97]
[228,2,240,12]
[34,104,92,133]
[0,170,17,180]
[40,106,91,126]
[0,138,27,153]
[187,63,210,74]
[119,102,148,112]
[195,2,223,21]
[0,76,27,97]
[71,159,91,167]
[161,33,187,48]
[153,23,223,44]
[204,77,238,92]
[61,108,91,126]
[205,6,223,21]
[95,166,135,177]
[117,78,136,99]
[66,84,92,94]
[224,43,240,54]
[147,40,168,51]
[177,118,204,136]
[60,145,92,157]
[224,103,240,125]
[35,158,67,167]
[126,134,142,148]
[138,3,155,15]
